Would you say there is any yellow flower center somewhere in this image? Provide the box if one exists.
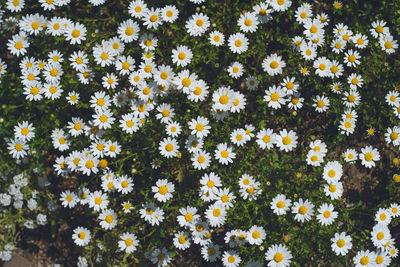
[252,231,260,239]
[196,19,204,26]
[207,180,215,188]
[329,185,337,192]
[244,19,252,26]
[15,144,23,151]
[385,41,393,49]
[228,256,235,263]
[277,201,285,208]
[234,40,242,47]
[166,10,173,17]
[150,15,158,22]
[270,92,279,101]
[158,185,168,195]
[178,52,186,60]
[274,253,283,262]
[323,211,331,218]
[213,208,221,217]
[221,150,229,158]
[125,238,133,246]
[182,78,191,87]
[165,144,173,152]
[310,25,318,34]
[194,155,205,164]
[99,115,108,123]
[71,29,80,38]
[270,61,279,69]
[94,197,102,205]
[78,232,85,239]
[298,206,307,214]
[336,239,345,248]
[364,152,373,162]
[282,136,291,145]
[105,215,113,223]
[360,256,369,265]
[219,95,229,104]
[162,110,169,117]
[178,236,186,244]
[328,170,336,178]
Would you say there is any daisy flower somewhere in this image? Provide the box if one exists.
[87,190,108,211]
[200,172,222,196]
[161,5,179,23]
[115,55,135,76]
[371,223,391,249]
[119,113,140,134]
[270,194,292,215]
[288,94,304,110]
[375,208,392,225]
[115,175,134,194]
[264,85,287,109]
[265,244,292,267]
[118,232,139,253]
[360,145,380,168]
[186,13,210,36]
[322,161,343,184]
[173,231,191,250]
[165,121,182,138]
[171,45,193,67]
[205,203,226,227]
[316,203,338,226]
[191,150,211,170]
[246,225,265,245]
[385,90,400,106]
[212,86,235,111]
[79,154,99,176]
[344,49,361,67]
[306,150,324,166]
[238,12,259,33]
[300,43,318,61]
[189,116,211,139]
[227,61,244,79]
[209,31,225,46]
[389,203,400,218]
[246,76,259,90]
[331,38,346,53]
[230,128,250,147]
[188,79,209,102]
[228,33,249,54]
[214,143,236,165]
[331,232,352,256]
[353,250,375,267]
[324,181,343,200]
[255,128,275,150]
[292,198,314,223]
[59,190,78,209]
[142,8,162,30]
[347,73,363,89]
[7,33,29,57]
[380,34,398,54]
[262,54,286,76]
[177,206,200,228]
[72,227,91,246]
[222,250,241,267]
[92,109,115,130]
[201,243,221,262]
[370,20,389,38]
[99,209,117,230]
[295,4,313,24]
[65,22,86,45]
[150,248,171,267]
[159,137,179,158]
[152,179,175,202]
[93,43,115,67]
[339,118,356,136]
[275,129,298,152]
[128,0,148,18]
[67,117,85,137]
[14,121,35,142]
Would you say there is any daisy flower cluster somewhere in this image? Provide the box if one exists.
[0,0,399,266]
